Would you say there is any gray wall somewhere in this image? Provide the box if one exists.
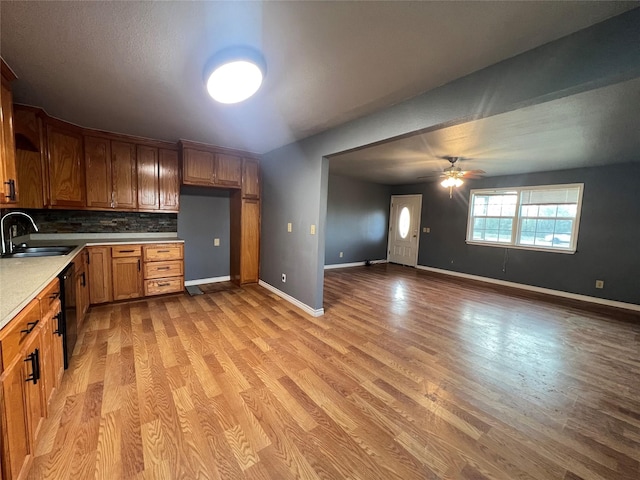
[325,174,390,265]
[177,187,230,281]
[392,163,640,305]
[260,10,640,311]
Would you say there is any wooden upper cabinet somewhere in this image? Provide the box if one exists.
[182,147,215,186]
[46,122,85,208]
[84,136,112,209]
[1,60,18,204]
[137,145,159,210]
[14,106,46,209]
[181,143,242,188]
[159,149,179,211]
[111,141,137,210]
[215,153,242,187]
[242,158,260,199]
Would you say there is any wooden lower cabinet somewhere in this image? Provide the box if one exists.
[0,354,31,480]
[75,249,90,328]
[90,242,183,304]
[0,277,62,480]
[87,246,112,304]
[142,243,184,296]
[112,256,143,301]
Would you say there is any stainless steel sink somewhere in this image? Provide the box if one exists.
[1,245,75,258]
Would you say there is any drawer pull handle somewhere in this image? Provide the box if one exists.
[156,250,170,253]
[49,292,60,300]
[21,320,40,335]
[157,282,171,287]
[54,312,63,336]
[24,348,40,384]
[118,249,135,253]
[158,266,170,270]
[4,179,16,201]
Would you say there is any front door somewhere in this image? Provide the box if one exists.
[387,194,422,266]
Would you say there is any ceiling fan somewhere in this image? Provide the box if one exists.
[419,156,485,198]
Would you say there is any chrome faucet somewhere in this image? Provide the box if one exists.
[1,212,39,255]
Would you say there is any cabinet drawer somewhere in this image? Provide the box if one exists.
[144,277,184,296]
[37,277,61,317]
[143,243,183,261]
[0,299,41,368]
[111,245,142,257]
[144,260,183,279]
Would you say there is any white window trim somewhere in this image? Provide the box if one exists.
[465,183,584,254]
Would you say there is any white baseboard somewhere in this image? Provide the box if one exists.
[184,276,230,287]
[416,265,640,313]
[258,280,325,317]
[324,259,387,270]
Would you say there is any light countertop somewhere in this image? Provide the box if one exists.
[0,234,183,330]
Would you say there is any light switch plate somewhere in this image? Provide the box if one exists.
[214,238,220,246]
[287,222,292,233]
[310,224,316,235]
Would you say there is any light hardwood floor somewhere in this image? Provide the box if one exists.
[28,264,640,479]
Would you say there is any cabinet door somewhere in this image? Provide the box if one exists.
[182,148,215,186]
[215,153,242,187]
[23,333,45,454]
[41,311,56,411]
[84,136,112,209]
[76,250,90,328]
[112,257,143,301]
[111,141,137,210]
[242,158,260,199]
[240,198,260,283]
[0,356,31,480]
[14,107,46,209]
[137,145,159,210]
[46,124,85,208]
[159,149,179,211]
[0,79,18,204]
[88,246,112,304]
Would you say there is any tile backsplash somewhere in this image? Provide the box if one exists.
[4,209,177,235]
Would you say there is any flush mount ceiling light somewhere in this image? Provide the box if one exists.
[204,46,266,104]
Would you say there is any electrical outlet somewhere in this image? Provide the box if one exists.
[595,280,604,289]
[339,252,343,258]
[425,227,431,233]
[213,238,220,246]
[287,222,292,233]
[281,273,287,283]
[310,224,316,235]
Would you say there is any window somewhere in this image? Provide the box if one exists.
[398,207,410,239]
[467,184,583,253]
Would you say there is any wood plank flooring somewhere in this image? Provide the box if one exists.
[28,264,640,479]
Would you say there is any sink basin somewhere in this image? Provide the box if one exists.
[2,245,75,258]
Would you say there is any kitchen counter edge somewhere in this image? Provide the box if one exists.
[0,237,184,329]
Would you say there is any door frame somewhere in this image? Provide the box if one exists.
[387,194,422,267]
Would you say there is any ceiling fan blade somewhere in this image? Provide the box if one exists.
[461,169,486,178]
[416,172,443,179]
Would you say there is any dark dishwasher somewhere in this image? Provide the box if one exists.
[58,262,77,369]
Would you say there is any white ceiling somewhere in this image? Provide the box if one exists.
[329,77,640,184]
[1,1,636,159]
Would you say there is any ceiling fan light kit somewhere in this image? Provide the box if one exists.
[204,46,266,104]
[435,156,485,198]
